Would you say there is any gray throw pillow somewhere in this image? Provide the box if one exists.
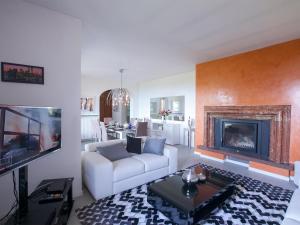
[143,137,166,155]
[97,143,134,161]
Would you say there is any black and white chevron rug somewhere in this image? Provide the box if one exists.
[76,163,293,225]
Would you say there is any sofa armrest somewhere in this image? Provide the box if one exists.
[284,189,300,222]
[84,139,125,152]
[82,152,113,200]
[163,145,178,174]
[294,161,300,187]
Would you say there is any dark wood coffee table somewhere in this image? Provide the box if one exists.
[147,169,235,225]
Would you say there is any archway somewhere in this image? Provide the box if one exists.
[99,90,112,122]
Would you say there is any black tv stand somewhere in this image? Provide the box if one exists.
[18,165,28,218]
[6,176,74,225]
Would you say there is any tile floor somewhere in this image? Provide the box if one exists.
[68,143,296,225]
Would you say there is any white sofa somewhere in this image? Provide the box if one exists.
[282,161,300,225]
[82,139,178,200]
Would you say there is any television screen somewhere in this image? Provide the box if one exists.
[0,105,61,176]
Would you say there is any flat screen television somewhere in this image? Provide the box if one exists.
[0,105,61,176]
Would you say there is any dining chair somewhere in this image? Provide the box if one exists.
[104,117,112,125]
[91,119,102,142]
[99,122,108,141]
[135,121,148,137]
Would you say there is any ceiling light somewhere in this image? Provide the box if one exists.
[106,69,130,108]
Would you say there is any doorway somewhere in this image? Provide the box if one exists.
[99,90,112,122]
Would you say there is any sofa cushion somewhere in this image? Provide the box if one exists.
[285,189,300,221]
[132,153,168,172]
[113,158,145,182]
[97,143,133,162]
[126,135,142,154]
[85,139,125,152]
[143,137,166,155]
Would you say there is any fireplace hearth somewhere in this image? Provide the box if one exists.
[214,118,270,160]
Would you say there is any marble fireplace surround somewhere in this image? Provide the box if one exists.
[203,105,291,164]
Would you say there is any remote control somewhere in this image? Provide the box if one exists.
[39,193,64,204]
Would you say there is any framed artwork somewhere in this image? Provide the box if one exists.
[80,97,94,112]
[1,62,44,84]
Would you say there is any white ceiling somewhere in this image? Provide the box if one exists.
[25,0,300,82]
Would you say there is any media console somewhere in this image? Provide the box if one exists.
[151,122,180,145]
[6,175,74,225]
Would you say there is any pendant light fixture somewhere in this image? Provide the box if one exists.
[106,69,130,107]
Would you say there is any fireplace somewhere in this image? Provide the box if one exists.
[214,118,270,160]
[202,105,291,164]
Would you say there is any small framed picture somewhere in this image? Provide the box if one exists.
[80,97,94,112]
[1,62,44,84]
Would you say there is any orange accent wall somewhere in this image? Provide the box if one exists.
[195,39,300,164]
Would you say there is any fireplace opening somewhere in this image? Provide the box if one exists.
[214,118,270,160]
[223,121,257,150]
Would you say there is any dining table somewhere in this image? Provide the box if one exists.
[106,125,136,139]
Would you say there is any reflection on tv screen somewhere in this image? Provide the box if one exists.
[0,105,61,174]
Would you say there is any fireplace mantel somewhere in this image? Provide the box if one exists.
[203,105,291,164]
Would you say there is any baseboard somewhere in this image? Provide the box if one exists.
[196,152,225,163]
[225,158,249,168]
[249,167,290,181]
[196,151,292,181]
[73,189,83,198]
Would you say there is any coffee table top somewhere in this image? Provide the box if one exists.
[148,168,234,213]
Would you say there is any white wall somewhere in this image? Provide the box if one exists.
[81,76,117,116]
[0,0,82,217]
[81,72,195,143]
[81,76,118,108]
[81,76,117,139]
[81,76,138,110]
[131,71,195,144]
[81,76,131,139]
[81,75,133,115]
